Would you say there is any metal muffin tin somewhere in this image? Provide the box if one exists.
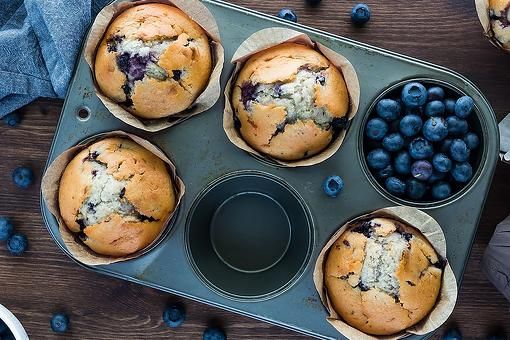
[40,1,499,339]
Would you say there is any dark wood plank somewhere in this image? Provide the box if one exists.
[1,0,509,338]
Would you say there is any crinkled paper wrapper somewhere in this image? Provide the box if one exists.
[475,0,510,53]
[313,206,458,339]
[41,131,185,266]
[223,27,360,167]
[84,0,225,132]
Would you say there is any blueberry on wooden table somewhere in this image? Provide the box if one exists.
[11,167,34,189]
[351,3,371,25]
[163,304,185,328]
[0,217,13,241]
[50,313,69,333]
[277,8,297,22]
[2,112,21,127]
[6,233,27,256]
[203,327,226,340]
[323,176,344,198]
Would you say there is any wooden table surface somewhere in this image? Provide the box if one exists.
[1,0,510,338]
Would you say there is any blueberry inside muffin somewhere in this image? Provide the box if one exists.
[488,0,510,48]
[232,43,350,161]
[58,138,176,257]
[95,3,212,119]
[324,218,444,335]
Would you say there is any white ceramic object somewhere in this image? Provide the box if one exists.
[0,304,29,340]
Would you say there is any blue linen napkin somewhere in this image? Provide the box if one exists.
[0,0,111,117]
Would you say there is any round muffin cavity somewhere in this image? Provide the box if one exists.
[489,0,510,48]
[58,138,176,257]
[95,3,212,119]
[232,43,350,161]
[324,218,444,336]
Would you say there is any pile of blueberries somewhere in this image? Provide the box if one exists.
[364,81,480,201]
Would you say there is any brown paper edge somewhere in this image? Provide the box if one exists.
[312,206,458,340]
[474,0,510,53]
[222,27,360,168]
[83,0,225,132]
[41,131,186,266]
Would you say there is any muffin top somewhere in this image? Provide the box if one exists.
[488,0,510,47]
[95,3,212,119]
[58,137,176,257]
[324,218,443,336]
[231,43,349,161]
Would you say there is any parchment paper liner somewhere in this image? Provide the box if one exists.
[41,131,185,266]
[475,0,510,53]
[223,27,360,167]
[84,0,225,132]
[313,206,458,339]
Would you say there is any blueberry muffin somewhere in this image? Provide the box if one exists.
[58,138,176,257]
[231,43,350,161]
[95,3,212,119]
[324,218,444,335]
[489,0,510,48]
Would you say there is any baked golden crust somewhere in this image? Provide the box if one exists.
[488,0,510,48]
[95,3,212,119]
[231,43,349,161]
[324,218,443,336]
[58,137,176,257]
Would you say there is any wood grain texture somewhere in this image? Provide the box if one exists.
[1,0,510,338]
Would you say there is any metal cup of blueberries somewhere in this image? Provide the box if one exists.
[363,80,481,203]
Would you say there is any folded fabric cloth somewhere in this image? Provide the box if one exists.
[482,214,510,302]
[0,0,111,118]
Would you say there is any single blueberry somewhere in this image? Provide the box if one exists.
[406,178,427,200]
[432,153,452,172]
[449,139,470,162]
[323,176,344,198]
[446,116,468,136]
[7,233,27,256]
[439,139,453,153]
[0,319,8,334]
[365,118,388,140]
[2,112,21,127]
[376,99,401,122]
[432,181,452,200]
[424,101,445,117]
[203,327,226,340]
[427,87,445,101]
[12,167,34,189]
[382,133,405,152]
[50,313,69,333]
[394,151,412,175]
[376,164,394,179]
[399,114,423,137]
[277,8,298,22]
[444,98,456,114]
[351,4,371,25]
[423,117,448,142]
[451,162,473,183]
[408,138,434,160]
[366,148,391,170]
[0,217,14,241]
[455,96,474,118]
[411,160,433,181]
[428,170,447,183]
[401,82,427,108]
[463,132,480,149]
[385,177,406,196]
[163,305,186,328]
